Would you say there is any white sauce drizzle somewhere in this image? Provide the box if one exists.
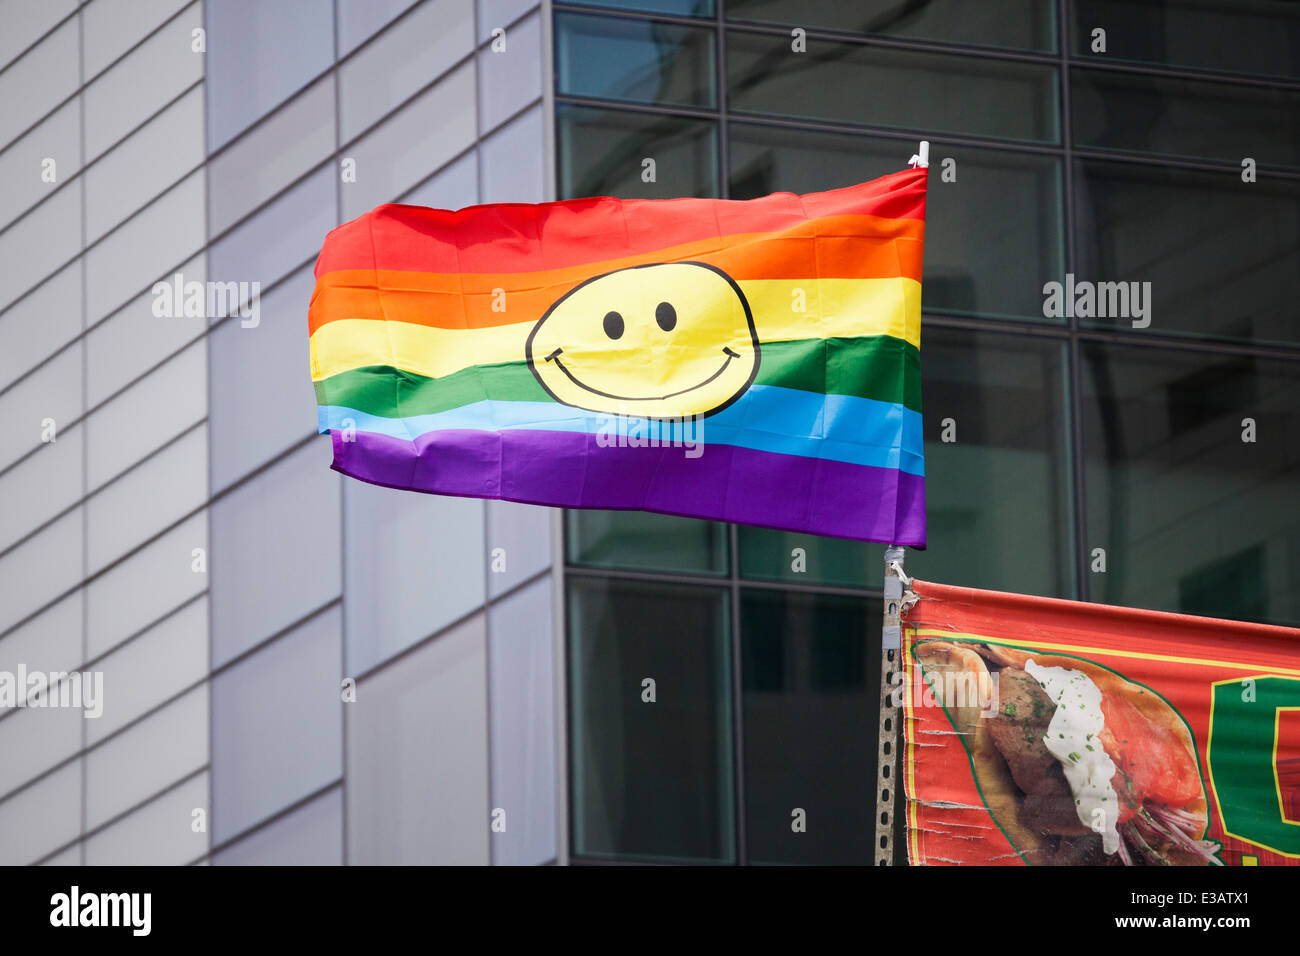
[1024,659,1121,854]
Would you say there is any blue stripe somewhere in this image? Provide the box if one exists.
[318,384,925,476]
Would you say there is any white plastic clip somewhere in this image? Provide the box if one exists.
[908,140,930,169]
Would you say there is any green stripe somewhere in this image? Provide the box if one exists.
[314,335,922,417]
[315,363,549,417]
[760,337,921,412]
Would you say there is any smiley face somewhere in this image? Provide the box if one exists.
[525,262,760,419]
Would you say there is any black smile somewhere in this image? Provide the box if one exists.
[545,346,742,402]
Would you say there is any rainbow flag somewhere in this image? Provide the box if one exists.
[309,167,927,545]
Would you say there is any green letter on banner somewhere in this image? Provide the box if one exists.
[1209,676,1300,856]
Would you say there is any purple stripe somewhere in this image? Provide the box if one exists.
[330,428,926,546]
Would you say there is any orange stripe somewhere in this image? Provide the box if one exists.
[308,214,923,334]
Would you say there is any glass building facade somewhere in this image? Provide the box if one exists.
[0,0,556,866]
[0,0,1296,866]
[554,0,1300,864]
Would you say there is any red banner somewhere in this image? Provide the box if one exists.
[901,580,1300,866]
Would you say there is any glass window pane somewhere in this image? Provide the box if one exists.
[86,424,207,574]
[557,104,717,199]
[566,0,713,17]
[39,845,81,865]
[207,77,335,237]
[205,164,332,299]
[85,253,207,406]
[0,262,82,393]
[84,682,207,830]
[88,597,208,745]
[0,18,79,154]
[84,84,205,244]
[0,759,81,866]
[0,420,82,552]
[0,341,83,474]
[727,31,1060,144]
[737,528,873,587]
[478,11,542,132]
[0,98,81,227]
[209,267,318,491]
[81,0,191,79]
[1071,0,1300,81]
[209,167,335,299]
[486,499,553,597]
[478,0,544,41]
[398,150,478,208]
[205,0,334,151]
[338,0,473,143]
[741,589,880,863]
[0,507,82,636]
[346,614,490,864]
[0,180,81,313]
[210,440,342,666]
[906,327,1074,597]
[566,510,728,575]
[336,0,419,56]
[488,575,557,865]
[212,607,343,843]
[83,4,203,161]
[556,11,716,108]
[0,685,83,799]
[339,62,478,221]
[84,772,208,865]
[1072,69,1300,169]
[86,512,207,659]
[0,591,83,689]
[729,0,1055,51]
[1073,159,1300,346]
[480,105,547,205]
[1082,344,1300,626]
[342,480,485,675]
[568,577,734,862]
[729,123,1063,320]
[212,786,343,865]
[0,0,76,72]
[86,169,205,326]
[86,338,206,492]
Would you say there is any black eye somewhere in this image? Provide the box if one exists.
[603,310,624,339]
[656,301,677,332]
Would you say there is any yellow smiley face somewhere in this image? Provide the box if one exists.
[526,262,760,419]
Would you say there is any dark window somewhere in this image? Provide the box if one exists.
[556,12,716,108]
[908,327,1075,598]
[1073,160,1300,346]
[557,103,718,199]
[1081,344,1300,626]
[727,30,1060,144]
[1070,0,1300,80]
[568,577,735,862]
[741,590,881,864]
[728,0,1057,53]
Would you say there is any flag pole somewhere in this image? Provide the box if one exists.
[875,141,927,866]
[876,545,906,864]
[878,138,930,863]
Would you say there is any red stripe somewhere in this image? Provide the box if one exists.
[315,167,928,278]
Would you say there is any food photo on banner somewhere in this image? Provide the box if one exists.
[901,579,1300,867]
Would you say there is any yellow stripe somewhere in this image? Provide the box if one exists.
[309,276,920,382]
[902,631,923,863]
[747,277,920,350]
